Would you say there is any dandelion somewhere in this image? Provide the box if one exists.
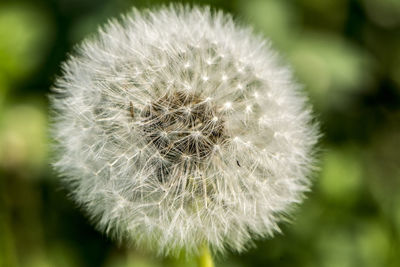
[50,4,319,260]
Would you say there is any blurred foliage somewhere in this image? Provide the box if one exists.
[1,0,399,266]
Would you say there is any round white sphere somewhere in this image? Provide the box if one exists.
[51,5,319,256]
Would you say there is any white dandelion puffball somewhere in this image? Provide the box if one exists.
[51,5,319,256]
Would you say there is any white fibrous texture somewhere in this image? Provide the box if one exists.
[51,5,319,256]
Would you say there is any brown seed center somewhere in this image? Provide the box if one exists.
[140,91,226,164]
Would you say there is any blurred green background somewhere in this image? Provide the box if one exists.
[1,0,399,266]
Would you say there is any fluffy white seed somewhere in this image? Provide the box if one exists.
[50,5,319,256]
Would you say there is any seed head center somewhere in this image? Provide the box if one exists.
[140,91,226,163]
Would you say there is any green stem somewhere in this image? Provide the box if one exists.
[197,244,214,267]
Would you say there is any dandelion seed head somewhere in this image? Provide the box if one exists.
[51,5,319,256]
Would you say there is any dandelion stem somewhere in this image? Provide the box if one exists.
[197,244,214,267]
